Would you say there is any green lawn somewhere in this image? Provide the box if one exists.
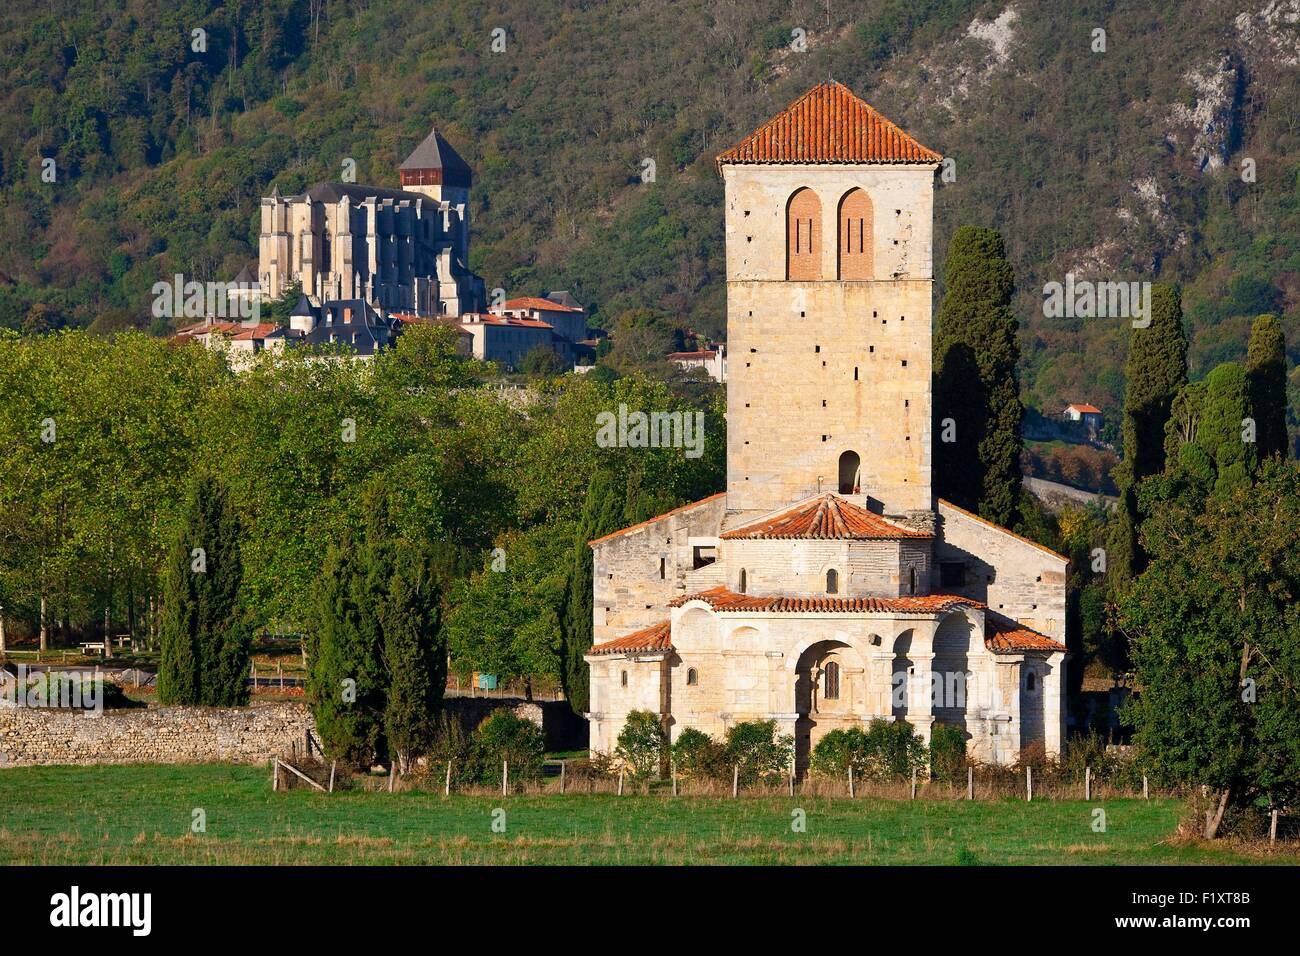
[0,763,1283,865]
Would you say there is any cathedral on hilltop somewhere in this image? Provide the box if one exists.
[258,125,485,317]
[585,83,1068,770]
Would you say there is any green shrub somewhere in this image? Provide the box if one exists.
[671,727,724,779]
[929,723,967,781]
[809,721,926,780]
[615,710,667,778]
[809,727,872,778]
[724,720,794,785]
[471,710,545,788]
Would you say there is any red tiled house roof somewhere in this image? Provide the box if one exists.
[499,296,584,313]
[589,620,672,655]
[721,494,931,541]
[669,586,981,615]
[985,619,1067,654]
[716,81,942,169]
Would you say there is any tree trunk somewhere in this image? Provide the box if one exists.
[1204,787,1231,840]
[103,595,113,660]
[39,593,47,651]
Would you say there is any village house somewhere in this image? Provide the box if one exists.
[1062,402,1103,438]
[585,83,1068,771]
[668,344,727,382]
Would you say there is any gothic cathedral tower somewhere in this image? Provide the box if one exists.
[718,83,942,518]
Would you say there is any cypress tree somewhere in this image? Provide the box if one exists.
[933,226,1024,528]
[1110,283,1187,583]
[1197,363,1258,498]
[381,549,445,774]
[559,471,625,715]
[308,524,387,767]
[158,475,250,706]
[1246,313,1288,460]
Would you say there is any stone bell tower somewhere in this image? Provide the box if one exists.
[717,82,942,518]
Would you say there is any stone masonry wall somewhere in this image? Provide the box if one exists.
[0,702,315,767]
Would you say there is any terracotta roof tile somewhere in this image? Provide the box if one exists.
[1065,403,1102,414]
[670,586,981,615]
[589,492,726,547]
[717,82,941,168]
[985,619,1067,654]
[498,297,584,313]
[589,620,672,655]
[721,494,931,540]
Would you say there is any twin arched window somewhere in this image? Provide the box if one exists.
[785,188,874,280]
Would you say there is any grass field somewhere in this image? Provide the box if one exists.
[0,763,1290,865]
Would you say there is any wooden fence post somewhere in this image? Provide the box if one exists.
[328,761,336,794]
[848,765,855,799]
[1142,775,1149,800]
[502,761,509,796]
[388,762,395,793]
[560,760,566,795]
[672,760,678,797]
[1085,766,1092,801]
[910,766,917,800]
[445,760,452,796]
[967,766,974,801]
[272,758,279,792]
[788,759,794,798]
[1270,809,1279,843]
[617,770,624,796]
[732,764,739,799]
[1026,765,1032,803]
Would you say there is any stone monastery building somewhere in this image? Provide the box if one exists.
[585,83,1068,770]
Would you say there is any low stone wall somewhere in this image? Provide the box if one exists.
[0,697,587,767]
[0,702,315,767]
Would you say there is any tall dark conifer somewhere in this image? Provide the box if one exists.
[559,471,624,715]
[933,226,1024,528]
[158,474,250,706]
[1247,313,1288,460]
[1110,283,1187,585]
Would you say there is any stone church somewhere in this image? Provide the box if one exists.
[585,83,1068,770]
[258,125,485,317]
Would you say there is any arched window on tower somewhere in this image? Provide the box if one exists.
[786,188,822,280]
[838,450,861,495]
[909,568,917,595]
[738,569,748,594]
[837,188,873,279]
[826,569,839,594]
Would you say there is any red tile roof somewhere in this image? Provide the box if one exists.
[721,494,931,541]
[589,620,672,656]
[498,297,584,313]
[668,350,718,360]
[589,492,726,547]
[461,312,554,330]
[717,82,942,168]
[985,619,1067,654]
[669,586,981,615]
[228,323,283,341]
[1065,403,1102,414]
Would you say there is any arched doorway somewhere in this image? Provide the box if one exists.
[794,640,863,773]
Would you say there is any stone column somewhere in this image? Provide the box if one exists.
[906,651,936,744]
